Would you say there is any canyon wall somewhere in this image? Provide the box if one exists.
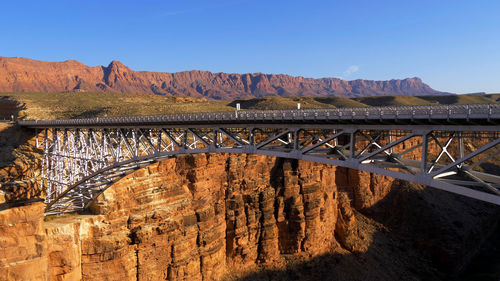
[0,153,394,281]
[47,154,371,280]
[0,57,443,99]
[2,151,499,280]
[0,124,42,204]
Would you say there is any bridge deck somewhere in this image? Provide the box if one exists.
[18,103,500,128]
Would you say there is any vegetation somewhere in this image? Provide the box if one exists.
[354,95,435,106]
[311,97,368,108]
[418,93,500,105]
[3,92,233,120]
[2,92,499,120]
[229,97,336,110]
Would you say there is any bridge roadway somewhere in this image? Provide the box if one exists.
[18,103,500,214]
[19,103,500,128]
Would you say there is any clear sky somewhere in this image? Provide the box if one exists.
[1,0,499,93]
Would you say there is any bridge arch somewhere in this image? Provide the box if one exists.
[45,148,500,215]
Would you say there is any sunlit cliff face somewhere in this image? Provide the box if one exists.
[0,57,440,99]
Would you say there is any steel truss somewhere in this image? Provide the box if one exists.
[37,124,500,215]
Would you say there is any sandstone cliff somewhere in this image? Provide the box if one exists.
[1,152,499,280]
[0,57,443,99]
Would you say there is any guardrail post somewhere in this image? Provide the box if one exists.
[293,129,299,150]
[421,131,429,174]
[213,129,219,148]
[249,128,255,146]
[349,131,356,159]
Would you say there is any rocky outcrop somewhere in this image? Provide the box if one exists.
[0,57,444,99]
[0,202,47,281]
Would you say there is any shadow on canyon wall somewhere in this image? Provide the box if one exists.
[0,123,41,210]
[0,96,24,120]
[364,181,500,280]
[0,125,34,170]
[459,219,500,280]
[0,98,41,208]
[236,168,500,281]
[235,237,439,281]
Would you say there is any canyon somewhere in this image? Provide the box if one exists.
[0,57,444,99]
[1,124,499,280]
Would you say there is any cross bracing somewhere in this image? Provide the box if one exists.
[18,104,500,215]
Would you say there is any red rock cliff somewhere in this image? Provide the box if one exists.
[0,57,443,99]
[2,153,498,280]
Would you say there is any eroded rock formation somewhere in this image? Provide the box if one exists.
[0,202,47,280]
[0,153,386,280]
[0,57,443,98]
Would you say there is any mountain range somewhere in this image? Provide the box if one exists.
[0,57,445,99]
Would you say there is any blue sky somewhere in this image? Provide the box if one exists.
[1,0,499,93]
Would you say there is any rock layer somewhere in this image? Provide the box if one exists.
[80,154,367,280]
[0,57,443,99]
[0,202,48,281]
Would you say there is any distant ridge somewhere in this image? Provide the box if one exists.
[0,57,446,99]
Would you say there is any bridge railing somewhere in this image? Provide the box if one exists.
[18,103,500,127]
[0,116,15,123]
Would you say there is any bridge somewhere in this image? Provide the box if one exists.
[18,103,500,215]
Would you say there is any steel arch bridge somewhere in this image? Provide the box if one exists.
[19,104,500,215]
